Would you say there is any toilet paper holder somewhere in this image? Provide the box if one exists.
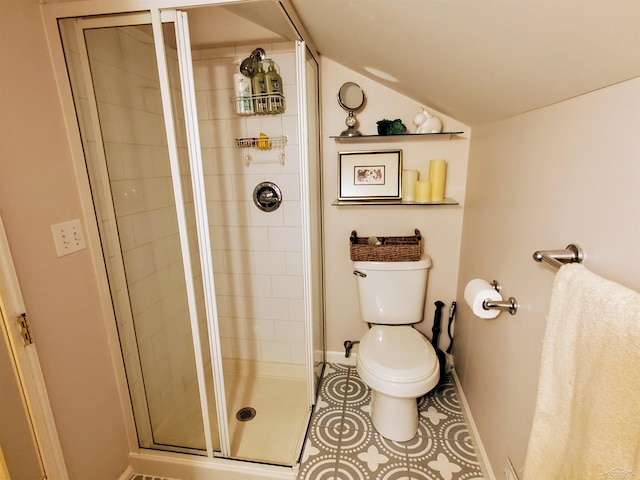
[484,280,518,315]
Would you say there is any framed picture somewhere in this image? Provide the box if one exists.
[338,150,402,200]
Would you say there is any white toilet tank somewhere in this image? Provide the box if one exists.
[353,256,431,325]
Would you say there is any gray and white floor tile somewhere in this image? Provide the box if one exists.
[298,364,484,480]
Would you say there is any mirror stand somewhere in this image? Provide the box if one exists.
[337,82,365,137]
[341,111,361,137]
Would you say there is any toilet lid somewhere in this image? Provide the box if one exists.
[358,326,438,383]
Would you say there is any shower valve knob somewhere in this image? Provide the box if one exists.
[253,182,282,212]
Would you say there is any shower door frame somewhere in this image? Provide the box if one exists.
[64,9,228,457]
[42,0,323,468]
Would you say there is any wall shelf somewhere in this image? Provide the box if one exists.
[332,198,459,207]
[235,136,287,166]
[330,132,463,141]
[235,136,287,149]
[330,131,462,207]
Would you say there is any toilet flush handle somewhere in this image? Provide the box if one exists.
[353,270,367,278]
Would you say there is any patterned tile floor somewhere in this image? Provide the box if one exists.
[297,363,484,480]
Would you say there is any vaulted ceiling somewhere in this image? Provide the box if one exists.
[288,0,640,125]
[45,0,640,125]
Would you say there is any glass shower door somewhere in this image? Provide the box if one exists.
[57,3,322,466]
[59,12,222,455]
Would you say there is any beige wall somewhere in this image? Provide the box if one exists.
[456,76,640,477]
[320,58,470,352]
[0,0,130,478]
[7,0,639,478]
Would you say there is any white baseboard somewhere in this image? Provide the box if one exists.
[117,465,134,480]
[452,369,496,480]
[326,350,356,367]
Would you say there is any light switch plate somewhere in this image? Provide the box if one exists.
[51,219,86,257]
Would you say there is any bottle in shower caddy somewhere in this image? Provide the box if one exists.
[233,74,253,114]
[265,60,284,113]
[251,60,268,114]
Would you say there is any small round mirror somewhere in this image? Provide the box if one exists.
[337,82,365,136]
[338,82,365,111]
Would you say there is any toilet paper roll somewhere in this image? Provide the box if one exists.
[464,279,502,319]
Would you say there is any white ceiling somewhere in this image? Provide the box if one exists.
[288,0,640,125]
[47,0,640,125]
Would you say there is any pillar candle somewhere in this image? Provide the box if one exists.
[401,169,419,201]
[429,159,447,201]
[414,181,431,202]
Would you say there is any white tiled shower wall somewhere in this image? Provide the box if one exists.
[192,42,307,365]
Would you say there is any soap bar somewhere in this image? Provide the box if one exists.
[257,132,271,150]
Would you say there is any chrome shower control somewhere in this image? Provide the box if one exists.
[253,182,282,212]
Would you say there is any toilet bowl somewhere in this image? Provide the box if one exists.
[357,325,439,441]
[352,257,440,442]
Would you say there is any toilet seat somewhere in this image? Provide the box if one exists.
[357,325,439,398]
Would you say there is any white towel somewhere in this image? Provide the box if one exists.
[523,264,640,479]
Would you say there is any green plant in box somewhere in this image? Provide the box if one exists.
[376,119,391,135]
[389,119,407,134]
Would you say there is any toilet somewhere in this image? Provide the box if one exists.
[353,256,440,442]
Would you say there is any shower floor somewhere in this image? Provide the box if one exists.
[153,362,310,466]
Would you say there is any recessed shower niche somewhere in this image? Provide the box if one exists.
[54,0,323,469]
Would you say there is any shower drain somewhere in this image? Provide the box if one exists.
[236,407,257,422]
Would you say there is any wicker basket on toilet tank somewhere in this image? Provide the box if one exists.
[349,229,422,262]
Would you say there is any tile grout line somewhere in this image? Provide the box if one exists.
[333,365,354,474]
[324,365,351,478]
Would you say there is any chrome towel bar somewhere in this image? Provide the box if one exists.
[533,244,584,270]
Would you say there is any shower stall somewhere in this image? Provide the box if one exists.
[50,0,323,469]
